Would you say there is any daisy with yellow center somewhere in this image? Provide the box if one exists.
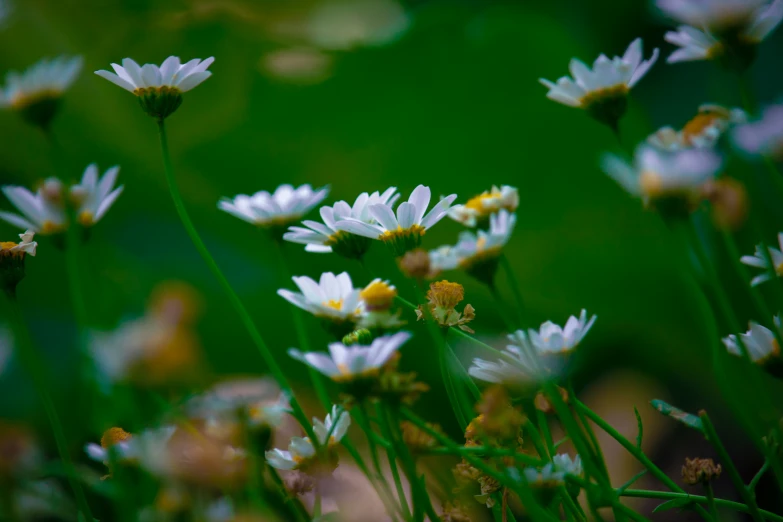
[648,104,747,151]
[448,185,518,227]
[219,184,329,230]
[95,56,214,120]
[290,331,411,384]
[416,280,476,333]
[334,185,457,256]
[539,38,659,131]
[0,179,66,235]
[277,272,362,331]
[0,56,83,129]
[357,278,405,330]
[266,405,350,472]
[69,163,125,227]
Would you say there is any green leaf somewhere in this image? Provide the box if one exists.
[652,497,694,513]
[634,406,643,449]
[650,399,704,432]
[617,469,648,495]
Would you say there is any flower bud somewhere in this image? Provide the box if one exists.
[682,457,721,485]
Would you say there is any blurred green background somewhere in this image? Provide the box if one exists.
[2,0,783,516]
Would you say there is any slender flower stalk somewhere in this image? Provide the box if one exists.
[155,119,313,435]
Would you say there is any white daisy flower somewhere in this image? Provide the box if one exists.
[733,103,783,159]
[430,210,516,285]
[0,179,66,234]
[527,309,597,355]
[289,331,411,383]
[356,278,405,329]
[524,454,583,488]
[266,405,350,471]
[95,56,214,119]
[664,26,723,63]
[468,344,533,385]
[658,0,782,37]
[1,230,37,257]
[448,185,518,227]
[740,232,783,286]
[538,38,659,130]
[0,56,82,128]
[334,185,457,256]
[601,145,722,205]
[283,186,399,258]
[722,317,782,364]
[219,184,329,229]
[277,272,361,332]
[648,104,747,151]
[69,164,124,227]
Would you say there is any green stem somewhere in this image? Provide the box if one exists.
[524,418,550,462]
[313,485,322,519]
[536,409,555,459]
[354,403,402,519]
[749,460,770,492]
[155,119,312,437]
[373,403,412,521]
[422,445,542,466]
[704,482,720,522]
[560,487,586,522]
[699,411,764,522]
[620,490,783,522]
[499,254,528,327]
[6,298,93,521]
[574,398,714,521]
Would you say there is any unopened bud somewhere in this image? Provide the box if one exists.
[682,457,721,485]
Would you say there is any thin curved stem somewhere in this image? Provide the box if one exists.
[155,120,313,436]
[499,254,528,327]
[620,489,783,522]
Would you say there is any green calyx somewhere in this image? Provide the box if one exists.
[135,86,183,121]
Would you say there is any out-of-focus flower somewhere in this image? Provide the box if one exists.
[0,179,66,234]
[448,185,518,227]
[95,56,214,120]
[659,0,783,69]
[266,405,350,473]
[357,278,404,329]
[277,272,361,335]
[68,164,124,226]
[733,103,783,159]
[602,145,722,215]
[14,481,75,521]
[523,454,582,488]
[400,421,441,452]
[539,38,659,131]
[468,349,530,385]
[284,187,398,259]
[289,331,410,384]
[220,184,329,231]
[430,210,516,286]
[305,0,410,50]
[335,185,457,257]
[0,56,82,129]
[722,318,783,369]
[0,1,11,29]
[398,248,434,280]
[0,422,41,482]
[740,233,783,286]
[466,386,525,446]
[682,457,722,485]
[526,309,597,355]
[649,104,746,151]
[416,280,475,333]
[702,178,748,230]
[90,282,204,388]
[187,377,289,430]
[260,47,333,85]
[85,427,134,477]
[1,230,37,296]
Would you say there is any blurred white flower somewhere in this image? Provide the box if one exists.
[0,179,66,234]
[648,104,746,150]
[539,38,658,129]
[69,164,124,227]
[277,271,361,323]
[0,0,11,29]
[602,145,722,203]
[266,405,350,471]
[1,230,37,257]
[657,0,782,38]
[335,185,457,256]
[289,331,411,382]
[523,454,582,487]
[187,377,289,429]
[448,185,518,227]
[740,232,783,286]
[722,318,782,364]
[527,309,597,355]
[0,56,82,127]
[664,26,723,63]
[305,0,410,50]
[733,103,783,159]
[284,187,398,258]
[468,346,531,385]
[260,47,333,85]
[219,184,329,229]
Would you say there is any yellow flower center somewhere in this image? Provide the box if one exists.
[381,224,426,240]
[465,193,499,212]
[78,210,94,226]
[0,242,22,259]
[360,280,397,311]
[427,280,465,310]
[41,220,64,234]
[100,427,132,449]
[133,85,182,97]
[579,84,629,109]
[323,299,344,310]
[639,170,664,198]
[682,112,723,145]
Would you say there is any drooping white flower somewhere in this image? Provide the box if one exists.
[95,56,214,119]
[266,405,350,471]
[733,103,783,159]
[448,185,518,227]
[334,185,457,256]
[601,145,722,204]
[527,309,597,355]
[284,187,399,258]
[289,331,411,382]
[277,271,361,326]
[219,184,329,229]
[722,318,782,364]
[0,56,83,128]
[69,164,124,227]
[740,233,783,286]
[538,38,658,129]
[0,179,66,234]
[430,210,516,284]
